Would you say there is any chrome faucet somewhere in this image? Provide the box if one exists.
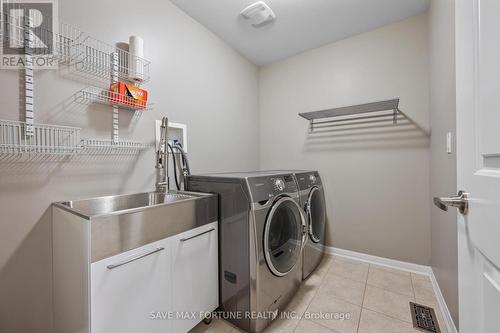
[156,116,169,192]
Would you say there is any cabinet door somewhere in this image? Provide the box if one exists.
[91,239,171,333]
[171,222,219,333]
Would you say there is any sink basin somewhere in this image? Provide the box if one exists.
[53,190,218,262]
[56,191,205,218]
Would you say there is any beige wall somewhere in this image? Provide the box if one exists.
[428,0,458,327]
[259,14,431,265]
[0,1,259,332]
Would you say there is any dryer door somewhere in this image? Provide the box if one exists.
[264,196,305,277]
[306,186,326,244]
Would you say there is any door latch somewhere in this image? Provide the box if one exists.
[433,190,469,215]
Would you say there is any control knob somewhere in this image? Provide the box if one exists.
[274,179,285,191]
[309,174,317,183]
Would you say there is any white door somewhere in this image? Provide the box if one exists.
[454,0,500,331]
[170,222,219,333]
[90,239,172,333]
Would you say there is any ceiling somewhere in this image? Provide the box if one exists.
[170,0,430,66]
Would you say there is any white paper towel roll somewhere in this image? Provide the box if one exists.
[128,35,144,82]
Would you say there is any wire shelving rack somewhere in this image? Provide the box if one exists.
[0,11,153,155]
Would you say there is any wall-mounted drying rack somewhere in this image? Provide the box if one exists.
[0,12,152,156]
[298,98,430,136]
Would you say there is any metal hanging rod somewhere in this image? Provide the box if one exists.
[299,98,429,136]
[299,99,400,120]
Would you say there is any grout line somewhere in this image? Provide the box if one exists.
[410,272,417,300]
[364,267,415,299]
[360,307,415,325]
[310,319,344,333]
[301,255,365,332]
[299,256,358,333]
[364,283,414,300]
[355,264,370,333]
[292,256,334,333]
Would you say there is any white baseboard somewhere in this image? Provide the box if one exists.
[324,246,431,275]
[428,268,458,333]
[324,246,458,333]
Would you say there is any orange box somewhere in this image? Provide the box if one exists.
[109,82,148,109]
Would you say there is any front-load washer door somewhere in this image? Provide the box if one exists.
[306,187,326,243]
[264,196,305,277]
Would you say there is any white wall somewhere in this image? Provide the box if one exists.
[428,0,459,327]
[0,1,259,332]
[259,14,431,264]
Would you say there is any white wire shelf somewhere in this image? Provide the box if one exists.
[0,12,151,83]
[80,138,153,151]
[0,120,81,155]
[0,120,152,156]
[60,28,151,83]
[75,87,151,111]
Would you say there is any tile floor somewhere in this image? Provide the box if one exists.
[189,255,447,333]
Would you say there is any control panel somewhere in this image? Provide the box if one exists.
[296,171,321,190]
[247,174,298,202]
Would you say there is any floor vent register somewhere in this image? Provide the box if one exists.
[409,302,441,333]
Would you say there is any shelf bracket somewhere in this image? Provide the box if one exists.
[111,52,119,144]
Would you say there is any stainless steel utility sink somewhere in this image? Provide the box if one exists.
[53,190,218,262]
[56,191,205,218]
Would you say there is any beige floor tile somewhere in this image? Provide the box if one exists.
[307,293,361,333]
[411,274,437,302]
[358,309,420,333]
[367,266,413,296]
[229,328,245,333]
[411,272,430,281]
[362,285,415,323]
[415,298,449,333]
[318,274,366,306]
[304,268,328,289]
[369,264,411,277]
[294,319,340,333]
[189,318,234,333]
[328,257,369,283]
[302,256,333,290]
[316,255,335,276]
[230,328,245,333]
[263,316,300,333]
[285,284,319,316]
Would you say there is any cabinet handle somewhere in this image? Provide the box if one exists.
[106,247,165,270]
[180,228,215,242]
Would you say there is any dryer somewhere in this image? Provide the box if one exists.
[187,171,306,333]
[295,171,327,280]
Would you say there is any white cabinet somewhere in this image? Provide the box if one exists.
[90,239,172,333]
[171,222,219,333]
[89,222,218,333]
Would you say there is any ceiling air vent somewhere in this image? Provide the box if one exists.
[240,1,276,27]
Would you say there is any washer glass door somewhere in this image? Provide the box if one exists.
[306,187,326,243]
[264,196,304,276]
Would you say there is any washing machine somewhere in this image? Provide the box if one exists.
[295,171,327,279]
[187,171,306,333]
